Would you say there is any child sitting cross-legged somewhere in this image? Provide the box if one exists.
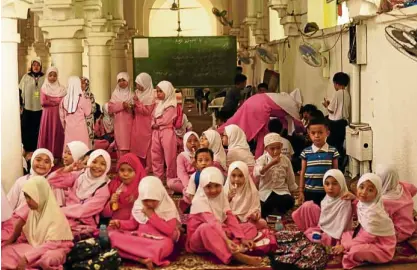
[254,133,298,217]
[224,161,268,229]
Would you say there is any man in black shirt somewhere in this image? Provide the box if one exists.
[221,74,247,120]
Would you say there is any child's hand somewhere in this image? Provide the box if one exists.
[241,239,255,251]
[341,192,356,200]
[142,206,154,218]
[123,102,129,110]
[322,98,330,108]
[272,156,281,165]
[109,220,120,229]
[297,192,305,205]
[226,239,240,254]
[332,245,344,255]
[110,193,119,204]
[249,211,260,221]
[133,95,138,101]
[1,238,13,247]
[228,188,237,202]
[17,257,27,270]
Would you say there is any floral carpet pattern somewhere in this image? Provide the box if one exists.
[118,199,417,270]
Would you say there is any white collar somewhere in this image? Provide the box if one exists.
[312,143,329,153]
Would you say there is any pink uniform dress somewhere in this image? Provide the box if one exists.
[223,125,258,186]
[37,67,66,157]
[108,72,134,154]
[102,153,146,220]
[218,92,304,158]
[151,81,177,180]
[60,76,92,148]
[2,149,54,241]
[186,167,257,264]
[109,176,181,266]
[223,161,267,229]
[1,177,73,270]
[292,169,352,246]
[376,164,417,242]
[167,131,198,194]
[50,150,111,231]
[130,73,155,171]
[340,173,396,269]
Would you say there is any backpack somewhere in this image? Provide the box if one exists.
[66,238,101,264]
[270,231,328,270]
[71,249,122,270]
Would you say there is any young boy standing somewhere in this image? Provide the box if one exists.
[322,72,350,171]
[298,117,339,206]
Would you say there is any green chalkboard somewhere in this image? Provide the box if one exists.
[132,36,237,88]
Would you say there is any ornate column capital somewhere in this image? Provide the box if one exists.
[229,27,240,36]
[1,0,32,19]
[268,0,289,19]
[39,19,85,40]
[82,0,102,21]
[280,14,302,37]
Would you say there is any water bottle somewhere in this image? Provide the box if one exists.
[274,216,284,231]
[99,224,110,250]
[312,232,322,244]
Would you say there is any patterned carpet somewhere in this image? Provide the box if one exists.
[117,196,417,270]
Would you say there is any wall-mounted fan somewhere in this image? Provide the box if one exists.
[238,50,252,65]
[385,23,417,62]
[212,7,233,27]
[299,41,330,77]
[256,46,277,64]
[150,0,200,11]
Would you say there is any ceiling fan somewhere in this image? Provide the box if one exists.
[149,0,201,11]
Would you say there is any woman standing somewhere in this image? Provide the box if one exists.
[37,67,66,159]
[81,77,96,149]
[19,58,46,152]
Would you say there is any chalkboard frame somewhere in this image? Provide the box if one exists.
[132,36,237,88]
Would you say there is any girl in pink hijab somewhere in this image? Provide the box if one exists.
[37,67,66,158]
[108,72,134,157]
[130,73,156,172]
[151,81,178,181]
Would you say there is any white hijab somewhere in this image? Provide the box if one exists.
[266,92,300,120]
[102,103,114,134]
[376,164,403,200]
[290,88,302,108]
[357,173,395,236]
[181,131,199,161]
[190,167,230,222]
[30,148,54,176]
[135,73,154,106]
[131,176,180,224]
[41,67,66,98]
[154,81,177,118]
[224,124,250,151]
[319,169,352,239]
[75,149,111,200]
[111,72,133,103]
[223,161,260,222]
[202,130,227,170]
[63,76,83,113]
[22,177,73,247]
[67,141,90,162]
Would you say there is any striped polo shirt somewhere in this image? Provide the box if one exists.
[300,143,339,193]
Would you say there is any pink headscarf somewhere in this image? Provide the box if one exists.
[108,153,146,205]
[41,67,66,97]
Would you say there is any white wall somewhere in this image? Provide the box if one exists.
[266,14,417,207]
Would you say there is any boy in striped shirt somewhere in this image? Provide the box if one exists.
[298,117,339,206]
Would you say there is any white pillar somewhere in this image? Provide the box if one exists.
[110,30,127,87]
[38,19,85,84]
[87,32,115,105]
[1,0,31,191]
[18,43,28,80]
